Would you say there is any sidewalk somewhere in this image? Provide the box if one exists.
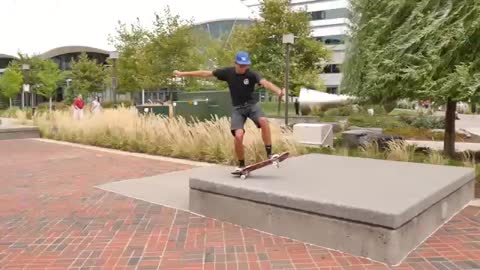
[0,138,479,269]
[407,140,480,152]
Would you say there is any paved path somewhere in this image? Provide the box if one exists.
[407,140,480,152]
[1,139,480,269]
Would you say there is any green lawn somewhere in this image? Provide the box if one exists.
[260,102,298,116]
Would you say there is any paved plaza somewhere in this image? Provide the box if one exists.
[0,139,479,269]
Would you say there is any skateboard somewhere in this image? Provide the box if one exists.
[231,152,290,180]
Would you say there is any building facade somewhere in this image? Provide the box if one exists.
[0,54,15,76]
[0,46,116,109]
[194,18,253,40]
[240,0,349,94]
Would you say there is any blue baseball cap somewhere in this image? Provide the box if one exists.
[235,51,251,65]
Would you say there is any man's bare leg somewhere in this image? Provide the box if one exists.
[234,129,245,167]
[258,117,273,158]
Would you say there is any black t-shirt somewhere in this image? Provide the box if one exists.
[212,67,262,106]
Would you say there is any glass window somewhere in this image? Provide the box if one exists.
[326,87,338,94]
[309,8,348,21]
[323,64,341,74]
[310,10,326,20]
[315,35,345,45]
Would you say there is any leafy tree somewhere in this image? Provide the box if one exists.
[69,52,107,96]
[229,0,330,96]
[36,59,65,112]
[108,18,149,94]
[110,6,206,95]
[342,0,480,157]
[110,2,329,96]
[11,54,66,110]
[0,65,23,107]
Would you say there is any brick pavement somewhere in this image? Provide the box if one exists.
[0,139,479,270]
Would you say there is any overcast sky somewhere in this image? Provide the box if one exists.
[0,0,253,56]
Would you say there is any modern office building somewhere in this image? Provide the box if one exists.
[240,0,349,94]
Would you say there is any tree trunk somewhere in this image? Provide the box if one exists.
[383,100,397,113]
[9,98,12,108]
[49,97,53,113]
[443,99,456,158]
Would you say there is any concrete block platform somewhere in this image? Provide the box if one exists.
[189,154,475,266]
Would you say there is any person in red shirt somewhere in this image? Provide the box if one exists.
[72,94,84,120]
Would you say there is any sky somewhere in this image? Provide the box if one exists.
[0,0,254,56]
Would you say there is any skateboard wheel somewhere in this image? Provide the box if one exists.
[240,174,247,180]
[273,161,279,168]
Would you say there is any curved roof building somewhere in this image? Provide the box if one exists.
[0,53,16,74]
[194,18,253,40]
[40,45,110,70]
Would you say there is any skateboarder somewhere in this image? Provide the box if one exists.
[173,51,285,172]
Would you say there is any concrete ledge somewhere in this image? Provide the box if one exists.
[0,126,40,140]
[190,181,473,266]
[188,154,475,266]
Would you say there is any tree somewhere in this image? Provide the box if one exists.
[110,6,206,95]
[342,0,480,158]
[36,59,65,112]
[0,66,23,107]
[228,0,330,96]
[69,52,107,97]
[108,18,149,94]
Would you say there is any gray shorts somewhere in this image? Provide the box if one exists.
[231,102,265,135]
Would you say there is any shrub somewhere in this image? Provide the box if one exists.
[33,107,307,165]
[36,102,68,112]
[347,114,408,129]
[101,100,134,109]
[399,113,445,129]
[324,105,355,117]
[0,107,20,117]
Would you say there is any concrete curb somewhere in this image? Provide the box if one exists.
[469,199,480,207]
[32,138,215,167]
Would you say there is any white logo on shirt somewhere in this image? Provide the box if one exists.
[243,78,249,85]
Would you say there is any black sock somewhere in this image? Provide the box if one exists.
[239,160,245,167]
[265,145,272,157]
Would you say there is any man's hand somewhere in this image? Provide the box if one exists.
[279,88,285,97]
[173,70,182,77]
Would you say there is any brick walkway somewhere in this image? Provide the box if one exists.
[0,139,479,270]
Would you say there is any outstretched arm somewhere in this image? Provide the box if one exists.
[173,70,213,78]
[260,79,285,97]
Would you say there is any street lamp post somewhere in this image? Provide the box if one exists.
[22,64,30,110]
[282,33,295,127]
[109,51,119,105]
[66,78,72,100]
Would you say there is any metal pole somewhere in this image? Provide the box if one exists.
[30,68,34,116]
[112,59,117,105]
[285,43,290,127]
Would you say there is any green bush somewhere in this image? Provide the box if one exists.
[399,113,445,129]
[36,102,68,112]
[101,100,133,109]
[356,104,387,115]
[324,105,355,117]
[347,114,408,129]
[0,107,20,117]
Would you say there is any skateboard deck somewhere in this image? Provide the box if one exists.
[231,152,289,180]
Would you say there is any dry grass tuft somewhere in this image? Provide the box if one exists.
[34,107,306,165]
